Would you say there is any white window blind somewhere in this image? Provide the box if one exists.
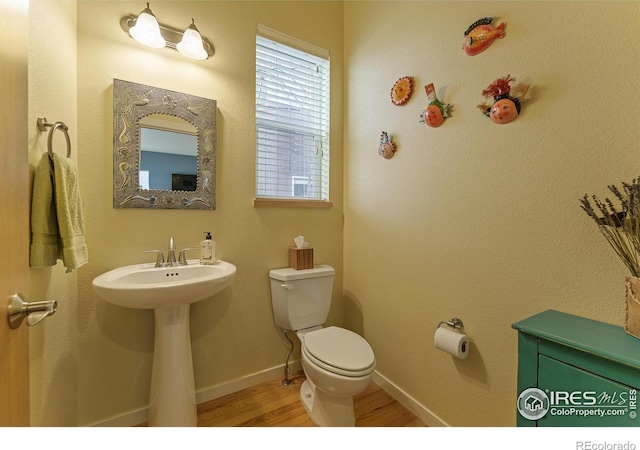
[139,170,150,190]
[256,27,330,201]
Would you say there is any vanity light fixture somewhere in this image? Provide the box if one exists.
[121,3,214,60]
[127,3,165,49]
[176,19,208,60]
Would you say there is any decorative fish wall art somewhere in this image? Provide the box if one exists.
[419,83,451,128]
[378,132,397,159]
[462,17,505,56]
[478,75,530,125]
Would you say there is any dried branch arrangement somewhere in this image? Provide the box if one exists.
[580,177,640,277]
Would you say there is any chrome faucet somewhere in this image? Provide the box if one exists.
[142,249,165,267]
[166,237,177,266]
[143,237,195,267]
[179,247,198,265]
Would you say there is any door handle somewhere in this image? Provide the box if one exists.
[7,293,57,329]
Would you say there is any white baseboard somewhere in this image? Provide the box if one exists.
[90,362,446,427]
[89,405,149,427]
[372,371,448,427]
[195,361,303,405]
[90,362,303,427]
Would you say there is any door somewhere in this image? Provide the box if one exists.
[0,0,30,426]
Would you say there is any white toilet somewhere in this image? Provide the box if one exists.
[269,265,376,427]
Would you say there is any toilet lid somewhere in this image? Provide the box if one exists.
[303,327,375,376]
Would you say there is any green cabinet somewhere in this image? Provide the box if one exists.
[512,310,640,427]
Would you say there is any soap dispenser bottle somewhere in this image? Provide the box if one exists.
[200,232,216,265]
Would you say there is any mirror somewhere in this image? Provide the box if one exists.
[113,79,216,209]
[139,115,198,191]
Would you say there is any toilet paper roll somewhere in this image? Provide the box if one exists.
[434,327,469,359]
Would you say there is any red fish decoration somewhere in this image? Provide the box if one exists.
[462,17,505,56]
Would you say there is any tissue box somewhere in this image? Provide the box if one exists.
[289,247,314,270]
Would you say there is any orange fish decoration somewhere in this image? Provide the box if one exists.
[419,84,451,128]
[462,17,505,56]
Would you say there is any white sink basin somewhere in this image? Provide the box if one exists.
[92,260,236,309]
[92,259,236,426]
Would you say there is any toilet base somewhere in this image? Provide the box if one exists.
[300,380,355,427]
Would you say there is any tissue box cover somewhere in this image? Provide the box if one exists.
[289,247,314,270]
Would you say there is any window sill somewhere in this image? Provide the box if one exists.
[253,198,332,209]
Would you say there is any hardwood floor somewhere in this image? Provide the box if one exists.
[196,372,426,427]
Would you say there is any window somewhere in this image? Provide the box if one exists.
[255,26,330,205]
[139,170,150,190]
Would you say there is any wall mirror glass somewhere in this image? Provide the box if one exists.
[113,79,216,209]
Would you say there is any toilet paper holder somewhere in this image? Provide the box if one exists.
[437,317,464,331]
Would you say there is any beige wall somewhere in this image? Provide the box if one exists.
[343,1,640,426]
[28,0,79,426]
[30,1,343,426]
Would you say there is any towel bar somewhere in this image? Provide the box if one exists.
[37,117,71,158]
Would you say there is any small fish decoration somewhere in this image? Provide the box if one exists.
[462,17,505,56]
[477,75,530,125]
[378,132,396,160]
[419,84,451,128]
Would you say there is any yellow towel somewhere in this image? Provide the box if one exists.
[30,153,88,271]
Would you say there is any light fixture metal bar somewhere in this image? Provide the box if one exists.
[120,15,214,59]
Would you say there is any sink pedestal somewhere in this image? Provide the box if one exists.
[92,259,237,426]
[149,304,197,427]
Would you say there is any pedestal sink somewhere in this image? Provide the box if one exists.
[92,260,236,426]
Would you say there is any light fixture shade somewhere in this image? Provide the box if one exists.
[176,19,208,60]
[129,4,166,49]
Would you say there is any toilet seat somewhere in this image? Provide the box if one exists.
[302,326,375,377]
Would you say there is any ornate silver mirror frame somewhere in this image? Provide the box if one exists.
[113,79,216,209]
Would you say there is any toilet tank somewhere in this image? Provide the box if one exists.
[269,265,335,331]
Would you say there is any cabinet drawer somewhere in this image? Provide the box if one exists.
[537,356,638,427]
